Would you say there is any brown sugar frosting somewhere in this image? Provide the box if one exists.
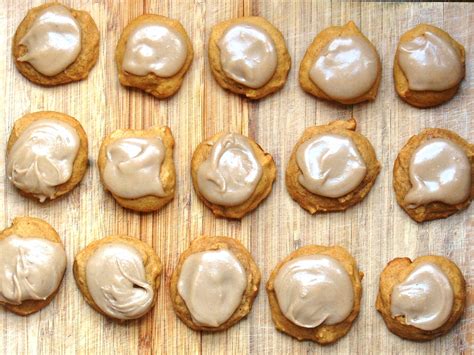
[18,5,82,76]
[122,22,188,77]
[218,23,278,89]
[177,249,247,327]
[309,35,379,101]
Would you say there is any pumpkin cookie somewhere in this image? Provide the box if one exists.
[208,16,291,99]
[393,128,473,222]
[73,235,162,321]
[13,2,99,86]
[115,14,193,98]
[286,118,380,214]
[6,111,89,203]
[376,256,466,341]
[191,132,276,219]
[394,24,465,108]
[299,21,381,105]
[170,236,260,331]
[266,245,363,344]
[98,126,175,212]
[0,217,66,316]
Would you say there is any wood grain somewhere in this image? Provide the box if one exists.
[0,1,472,354]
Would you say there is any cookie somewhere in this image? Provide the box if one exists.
[6,111,89,203]
[393,128,473,222]
[376,255,466,341]
[394,24,465,108]
[170,236,260,331]
[98,126,176,212]
[115,14,193,99]
[299,21,381,105]
[0,217,66,316]
[73,235,162,321]
[13,3,99,86]
[266,245,363,344]
[286,118,380,214]
[208,16,291,99]
[191,132,276,219]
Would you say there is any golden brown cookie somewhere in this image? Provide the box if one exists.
[7,111,89,202]
[0,216,66,316]
[393,128,473,222]
[191,132,276,219]
[115,14,194,99]
[266,245,363,344]
[97,126,176,212]
[394,24,465,108]
[208,16,291,99]
[73,235,162,321]
[169,236,261,331]
[299,21,381,105]
[376,256,466,341]
[286,118,380,214]
[13,2,99,86]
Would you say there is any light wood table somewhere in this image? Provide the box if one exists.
[0,1,472,354]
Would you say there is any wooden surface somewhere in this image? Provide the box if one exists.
[0,1,472,354]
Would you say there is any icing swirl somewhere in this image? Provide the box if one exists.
[86,243,154,320]
[296,134,367,198]
[0,235,66,305]
[405,138,471,207]
[18,5,82,76]
[274,254,354,328]
[197,133,262,206]
[7,119,80,202]
[398,31,463,91]
[391,263,454,331]
[310,35,379,100]
[122,22,187,77]
[177,249,247,327]
[103,137,167,199]
[218,23,277,88]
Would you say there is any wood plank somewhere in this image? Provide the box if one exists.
[0,1,471,354]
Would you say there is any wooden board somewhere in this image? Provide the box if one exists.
[0,1,472,354]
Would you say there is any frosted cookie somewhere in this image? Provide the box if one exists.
[73,235,162,321]
[286,118,380,214]
[0,217,66,316]
[208,16,291,99]
[191,132,276,219]
[394,24,465,108]
[115,14,193,98]
[98,126,175,212]
[393,128,473,222]
[300,21,381,105]
[13,3,99,86]
[6,111,89,203]
[376,256,466,341]
[170,236,260,331]
[266,245,363,344]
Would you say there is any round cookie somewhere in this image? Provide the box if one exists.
[191,132,276,219]
[115,14,194,99]
[393,128,473,222]
[6,111,89,203]
[208,16,291,99]
[286,118,380,214]
[13,2,99,86]
[266,245,363,344]
[73,235,162,321]
[0,216,66,316]
[299,21,381,105]
[98,126,176,212]
[169,236,260,331]
[394,24,465,108]
[376,256,466,341]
